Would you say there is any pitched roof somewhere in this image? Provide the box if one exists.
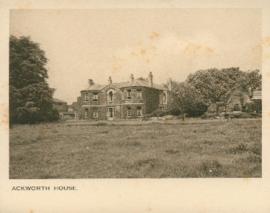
[108,79,166,90]
[82,78,166,91]
[83,84,105,91]
[221,84,248,103]
[252,90,262,100]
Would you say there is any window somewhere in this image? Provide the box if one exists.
[160,92,167,104]
[93,111,98,118]
[162,92,167,104]
[84,93,89,101]
[84,108,89,118]
[127,106,132,117]
[127,89,131,99]
[108,107,114,118]
[93,93,98,101]
[137,89,142,99]
[108,91,113,102]
[137,106,142,116]
[233,104,241,111]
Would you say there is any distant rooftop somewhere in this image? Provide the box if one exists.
[82,73,166,92]
[83,84,105,91]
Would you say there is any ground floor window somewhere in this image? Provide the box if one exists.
[127,106,132,117]
[137,106,142,116]
[93,111,98,119]
[233,103,241,111]
[107,107,114,118]
[84,108,89,118]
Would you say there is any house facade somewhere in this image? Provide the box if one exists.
[52,98,77,120]
[251,90,262,113]
[52,98,68,112]
[78,72,170,120]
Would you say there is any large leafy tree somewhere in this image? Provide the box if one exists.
[244,69,261,90]
[186,67,243,106]
[10,36,59,124]
[166,81,207,118]
[186,67,261,114]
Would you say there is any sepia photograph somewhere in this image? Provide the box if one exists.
[9,9,262,179]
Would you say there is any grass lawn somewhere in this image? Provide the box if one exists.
[9,119,261,178]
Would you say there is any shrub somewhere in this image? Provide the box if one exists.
[185,101,208,117]
[145,108,174,118]
[165,149,179,154]
[229,112,259,119]
[95,122,108,126]
[249,143,261,155]
[227,143,248,154]
[201,112,217,119]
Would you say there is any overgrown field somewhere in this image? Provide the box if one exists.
[9,119,261,178]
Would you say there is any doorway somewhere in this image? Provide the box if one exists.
[107,107,114,120]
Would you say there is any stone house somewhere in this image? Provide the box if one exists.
[77,72,170,120]
[52,98,68,113]
[224,86,252,112]
[52,98,72,119]
[207,86,261,114]
[251,90,262,113]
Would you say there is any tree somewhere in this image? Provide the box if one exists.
[244,69,261,90]
[10,36,59,124]
[186,67,262,114]
[186,67,249,114]
[167,81,207,118]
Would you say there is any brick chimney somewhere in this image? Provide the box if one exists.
[88,79,94,86]
[108,76,112,84]
[148,72,153,87]
[130,74,134,83]
[168,78,172,91]
[248,87,252,98]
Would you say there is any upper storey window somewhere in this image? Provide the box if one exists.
[109,91,113,102]
[93,93,98,101]
[84,93,89,101]
[107,89,114,103]
[137,89,142,99]
[162,92,167,104]
[160,92,167,104]
[127,89,131,99]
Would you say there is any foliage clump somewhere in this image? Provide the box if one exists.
[10,36,59,124]
[165,67,261,117]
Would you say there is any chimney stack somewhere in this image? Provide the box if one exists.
[248,87,252,98]
[130,74,134,83]
[168,78,173,91]
[148,72,153,87]
[108,76,112,84]
[88,79,94,86]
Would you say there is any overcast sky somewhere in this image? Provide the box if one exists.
[10,9,261,104]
